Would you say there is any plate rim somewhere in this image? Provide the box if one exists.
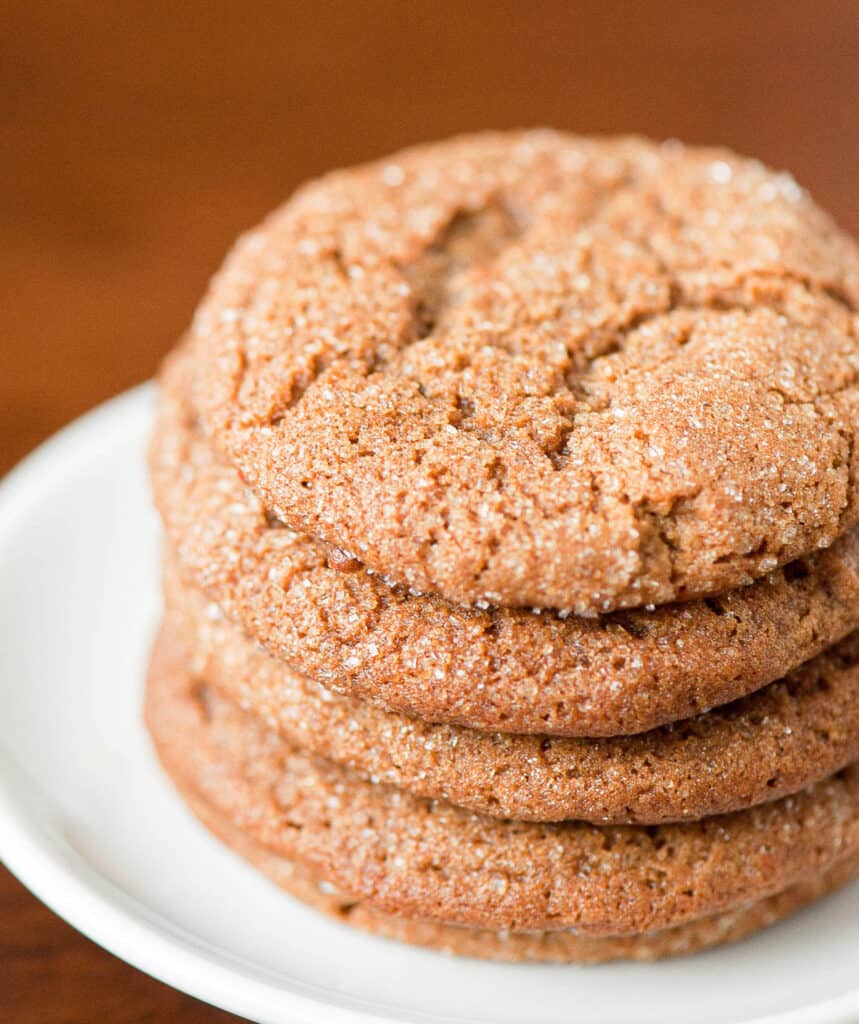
[0,384,858,1024]
[0,385,414,1024]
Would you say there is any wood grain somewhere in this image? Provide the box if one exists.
[1,1,857,1019]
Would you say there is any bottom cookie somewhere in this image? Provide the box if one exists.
[145,626,859,958]
[174,768,859,964]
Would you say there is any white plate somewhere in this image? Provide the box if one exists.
[1,386,859,1024]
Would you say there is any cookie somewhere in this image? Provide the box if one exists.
[187,130,859,612]
[177,774,859,963]
[164,560,859,824]
[151,356,859,736]
[145,626,859,936]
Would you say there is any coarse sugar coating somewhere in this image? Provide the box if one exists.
[186,129,859,612]
[151,354,859,736]
[164,560,859,824]
[145,626,859,936]
[175,773,859,963]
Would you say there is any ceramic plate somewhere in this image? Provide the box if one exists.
[1,386,858,1024]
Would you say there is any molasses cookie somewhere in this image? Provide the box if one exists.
[151,356,859,736]
[164,561,859,824]
[145,627,859,936]
[186,130,859,612]
[177,774,859,963]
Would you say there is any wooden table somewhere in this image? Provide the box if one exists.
[2,2,857,1019]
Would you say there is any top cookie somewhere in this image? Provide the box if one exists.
[189,130,859,612]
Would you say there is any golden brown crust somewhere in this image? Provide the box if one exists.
[164,561,859,824]
[176,774,859,964]
[145,625,859,937]
[151,355,859,737]
[186,131,859,612]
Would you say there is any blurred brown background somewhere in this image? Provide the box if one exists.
[1,1,857,1020]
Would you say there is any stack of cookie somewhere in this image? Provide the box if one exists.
[147,131,859,962]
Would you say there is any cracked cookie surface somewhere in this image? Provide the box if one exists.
[187,130,859,611]
[151,354,859,736]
